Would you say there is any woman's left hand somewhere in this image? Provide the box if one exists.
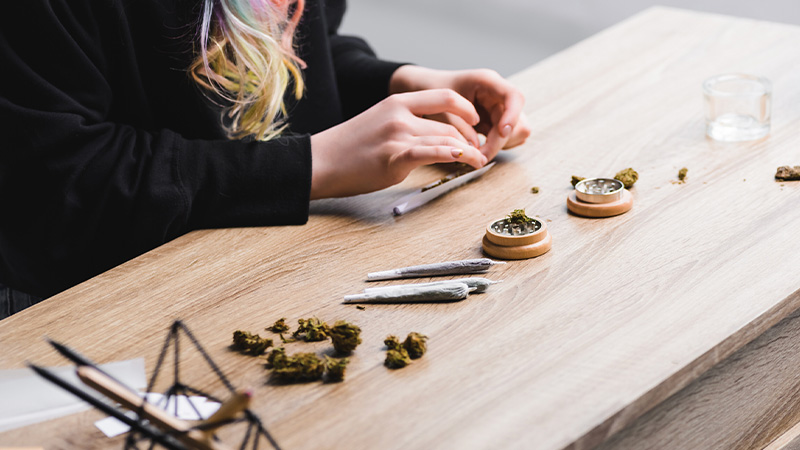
[389,65,531,161]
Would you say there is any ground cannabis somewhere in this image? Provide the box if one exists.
[384,335,402,352]
[232,330,272,356]
[272,352,325,383]
[530,186,539,194]
[385,348,411,369]
[324,356,349,382]
[329,320,362,355]
[356,305,366,311]
[293,318,330,342]
[266,318,290,334]
[506,209,534,224]
[775,165,800,181]
[678,167,688,183]
[571,175,585,187]
[403,332,428,359]
[614,168,638,189]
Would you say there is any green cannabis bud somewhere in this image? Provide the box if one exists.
[614,168,638,189]
[266,347,288,368]
[272,352,325,383]
[232,330,272,356]
[384,335,402,352]
[571,175,585,187]
[403,332,428,359]
[506,209,533,224]
[385,348,411,369]
[678,167,688,183]
[325,356,349,382]
[266,318,290,334]
[293,318,330,342]
[329,320,362,355]
[530,186,540,194]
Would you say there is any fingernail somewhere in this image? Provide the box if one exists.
[501,124,512,137]
[451,148,463,159]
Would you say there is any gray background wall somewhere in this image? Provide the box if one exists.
[341,0,800,77]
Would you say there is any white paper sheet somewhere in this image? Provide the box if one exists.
[0,358,146,433]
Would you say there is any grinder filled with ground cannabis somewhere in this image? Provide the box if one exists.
[482,209,552,260]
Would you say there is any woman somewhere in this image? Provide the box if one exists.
[0,0,530,317]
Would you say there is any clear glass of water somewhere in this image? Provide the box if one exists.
[703,74,771,141]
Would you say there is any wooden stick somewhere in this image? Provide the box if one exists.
[76,366,226,450]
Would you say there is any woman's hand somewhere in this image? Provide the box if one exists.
[389,66,531,161]
[310,89,487,199]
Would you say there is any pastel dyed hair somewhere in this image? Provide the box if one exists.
[190,0,305,141]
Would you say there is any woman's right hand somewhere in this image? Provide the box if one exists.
[309,89,488,199]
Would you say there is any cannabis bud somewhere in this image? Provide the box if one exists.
[677,167,688,183]
[776,165,800,181]
[329,320,362,355]
[506,209,533,224]
[384,335,402,352]
[272,352,325,383]
[266,318,290,334]
[325,356,349,382]
[385,348,411,369]
[614,168,638,189]
[266,347,287,368]
[530,186,540,194]
[403,332,428,359]
[571,175,585,187]
[232,330,272,356]
[293,317,330,342]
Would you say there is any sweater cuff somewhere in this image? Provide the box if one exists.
[174,132,312,229]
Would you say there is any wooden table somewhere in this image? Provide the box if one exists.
[2,6,800,449]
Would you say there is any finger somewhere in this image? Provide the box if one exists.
[398,89,480,126]
[425,112,481,147]
[480,106,508,160]
[502,114,532,149]
[496,90,525,138]
[410,116,472,145]
[393,140,487,171]
[415,135,485,164]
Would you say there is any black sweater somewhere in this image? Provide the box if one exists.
[0,0,402,297]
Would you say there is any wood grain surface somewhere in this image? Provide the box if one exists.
[2,6,800,450]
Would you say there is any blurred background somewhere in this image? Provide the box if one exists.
[341,0,800,77]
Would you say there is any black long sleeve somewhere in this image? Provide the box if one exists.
[0,0,402,297]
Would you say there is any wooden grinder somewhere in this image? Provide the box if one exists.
[482,217,552,260]
[567,178,633,218]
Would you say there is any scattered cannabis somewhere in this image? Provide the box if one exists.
[385,348,411,369]
[325,356,349,382]
[530,186,540,194]
[614,168,639,189]
[403,332,428,359]
[775,165,800,181]
[571,175,585,187]
[272,352,325,383]
[356,305,366,311]
[384,335,402,351]
[329,320,362,355]
[677,167,688,183]
[293,317,330,342]
[232,330,272,356]
[506,209,534,224]
[266,318,290,334]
